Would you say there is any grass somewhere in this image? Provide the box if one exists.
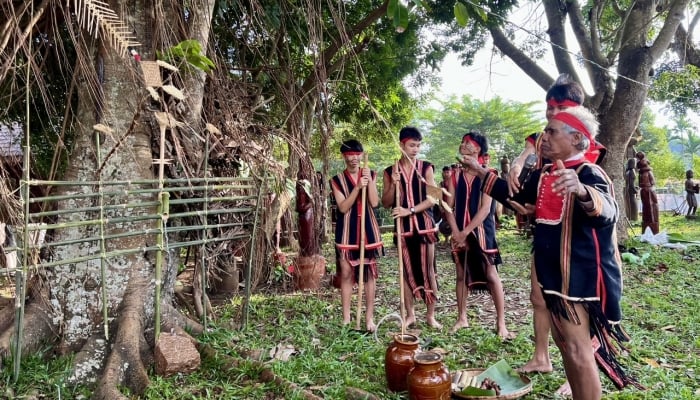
[3,213,700,399]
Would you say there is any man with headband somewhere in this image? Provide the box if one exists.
[508,74,605,396]
[443,131,513,339]
[330,139,383,332]
[381,126,442,329]
[459,107,641,399]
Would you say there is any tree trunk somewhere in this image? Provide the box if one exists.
[0,1,214,397]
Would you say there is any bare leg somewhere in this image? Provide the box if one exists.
[518,262,554,373]
[424,244,442,329]
[426,302,442,329]
[339,258,354,326]
[485,265,513,339]
[550,304,602,400]
[365,274,376,332]
[451,260,469,333]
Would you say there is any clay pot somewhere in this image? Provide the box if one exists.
[385,333,420,392]
[292,255,326,290]
[407,351,451,400]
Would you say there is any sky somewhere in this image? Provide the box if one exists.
[431,5,699,129]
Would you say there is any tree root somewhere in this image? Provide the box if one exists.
[198,342,324,400]
[0,301,56,360]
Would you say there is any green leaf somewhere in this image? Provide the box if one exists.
[393,4,409,33]
[454,3,469,27]
[459,387,496,396]
[387,0,397,17]
[472,4,488,22]
[411,0,430,11]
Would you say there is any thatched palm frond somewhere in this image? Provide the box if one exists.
[72,0,140,57]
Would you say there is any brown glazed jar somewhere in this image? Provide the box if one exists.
[385,333,420,392]
[407,351,451,400]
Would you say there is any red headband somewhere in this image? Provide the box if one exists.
[342,151,362,156]
[461,136,481,150]
[547,99,580,108]
[551,112,593,148]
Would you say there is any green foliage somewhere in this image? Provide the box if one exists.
[415,95,543,170]
[157,40,216,73]
[649,63,700,117]
[636,108,685,182]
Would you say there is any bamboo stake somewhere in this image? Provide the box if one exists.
[96,132,109,341]
[13,4,33,379]
[355,154,369,331]
[394,160,406,336]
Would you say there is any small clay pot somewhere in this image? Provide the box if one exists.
[385,333,420,392]
[407,351,451,400]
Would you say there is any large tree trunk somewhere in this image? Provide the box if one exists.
[0,1,215,397]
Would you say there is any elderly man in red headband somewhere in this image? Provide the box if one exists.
[507,74,606,396]
[459,107,641,400]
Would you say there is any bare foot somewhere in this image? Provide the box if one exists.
[516,359,553,374]
[555,381,572,397]
[498,330,517,341]
[366,321,376,333]
[403,316,416,329]
[450,319,469,333]
[426,317,442,330]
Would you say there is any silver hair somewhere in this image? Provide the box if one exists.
[559,107,599,151]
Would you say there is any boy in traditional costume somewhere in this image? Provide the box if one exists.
[381,127,442,329]
[443,131,512,339]
[460,107,641,399]
[330,139,383,332]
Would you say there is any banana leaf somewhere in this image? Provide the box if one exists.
[666,232,700,245]
[474,359,530,395]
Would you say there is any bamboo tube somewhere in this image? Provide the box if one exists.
[355,154,369,330]
[96,132,109,341]
[394,160,406,336]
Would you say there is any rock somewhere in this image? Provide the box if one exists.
[154,334,200,377]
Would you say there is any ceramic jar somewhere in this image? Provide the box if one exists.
[407,351,451,400]
[384,333,420,392]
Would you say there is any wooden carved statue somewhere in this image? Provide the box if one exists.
[624,158,638,221]
[636,152,659,234]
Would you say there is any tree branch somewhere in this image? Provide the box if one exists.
[671,11,700,67]
[542,0,582,82]
[649,0,692,60]
[487,25,554,91]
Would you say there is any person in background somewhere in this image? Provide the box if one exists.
[330,139,383,332]
[685,169,698,217]
[381,127,442,330]
[444,131,513,339]
[459,107,641,400]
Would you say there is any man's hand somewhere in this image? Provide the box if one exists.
[507,163,522,196]
[552,160,587,198]
[507,200,535,215]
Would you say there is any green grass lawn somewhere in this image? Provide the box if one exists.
[4,213,700,399]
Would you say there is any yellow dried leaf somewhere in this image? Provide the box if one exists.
[161,85,185,100]
[643,358,660,368]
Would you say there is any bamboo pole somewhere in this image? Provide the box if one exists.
[243,171,267,328]
[96,132,109,341]
[13,4,32,380]
[355,154,369,330]
[394,161,406,336]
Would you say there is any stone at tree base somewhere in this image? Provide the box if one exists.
[154,334,201,377]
